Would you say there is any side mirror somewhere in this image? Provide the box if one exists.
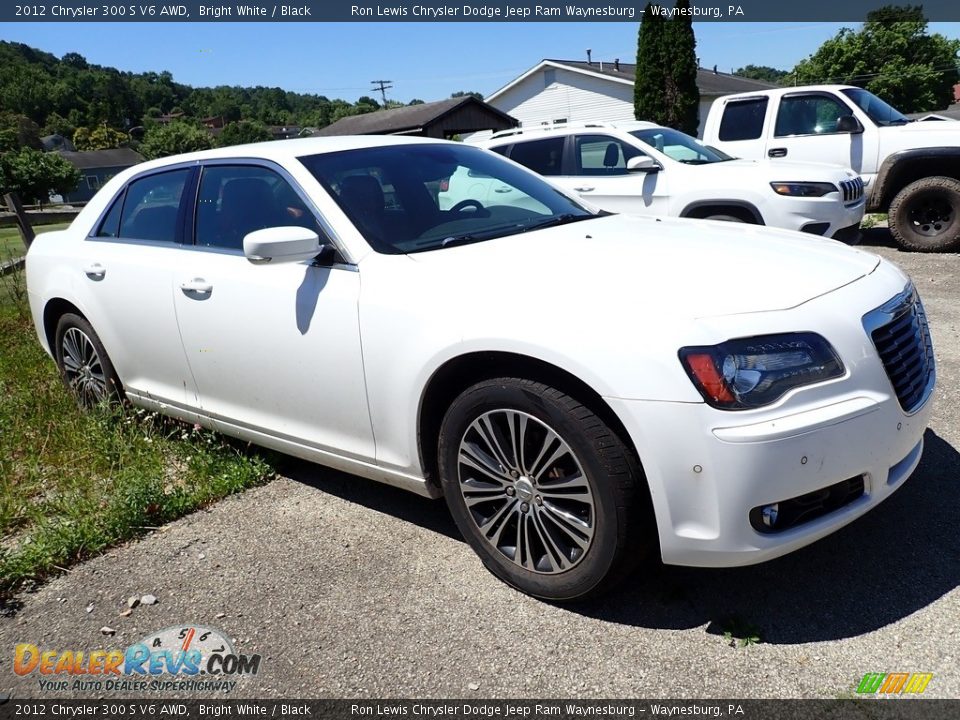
[243,226,323,265]
[836,115,864,134]
[627,156,661,173]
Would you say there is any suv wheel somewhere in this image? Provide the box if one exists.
[438,378,652,600]
[889,176,960,252]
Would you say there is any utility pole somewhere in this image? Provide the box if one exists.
[371,79,393,105]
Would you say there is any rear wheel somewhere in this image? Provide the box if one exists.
[888,176,960,252]
[438,378,652,600]
[54,313,123,409]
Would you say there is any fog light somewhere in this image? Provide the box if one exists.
[761,503,779,528]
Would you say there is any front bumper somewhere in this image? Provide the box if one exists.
[606,266,934,568]
[777,195,865,239]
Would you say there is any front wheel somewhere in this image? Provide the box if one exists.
[54,313,123,409]
[888,176,960,252]
[438,378,652,600]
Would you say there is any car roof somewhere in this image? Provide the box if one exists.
[478,120,663,145]
[131,134,456,174]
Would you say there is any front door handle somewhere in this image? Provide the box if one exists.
[768,148,788,158]
[574,186,595,192]
[83,263,106,279]
[180,278,213,294]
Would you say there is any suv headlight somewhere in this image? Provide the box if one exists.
[770,182,838,197]
[679,333,844,410]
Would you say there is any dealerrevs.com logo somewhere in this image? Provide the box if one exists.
[14,625,260,694]
[856,672,934,696]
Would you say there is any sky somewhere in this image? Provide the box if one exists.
[2,21,959,103]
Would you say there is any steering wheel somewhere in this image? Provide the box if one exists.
[449,199,486,214]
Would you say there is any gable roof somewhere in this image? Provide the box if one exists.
[486,59,778,102]
[313,96,516,137]
[55,148,144,170]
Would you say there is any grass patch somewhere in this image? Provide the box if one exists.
[0,267,274,597]
[720,616,763,648]
[860,214,887,230]
[0,222,71,259]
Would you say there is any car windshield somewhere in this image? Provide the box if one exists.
[298,143,596,254]
[840,88,911,126]
[629,127,733,164]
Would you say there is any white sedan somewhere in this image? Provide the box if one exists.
[26,136,935,600]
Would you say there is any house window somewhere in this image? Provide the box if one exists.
[85,175,101,190]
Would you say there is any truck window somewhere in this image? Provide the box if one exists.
[775,95,850,137]
[718,98,768,141]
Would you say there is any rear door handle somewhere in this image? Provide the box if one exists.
[574,186,595,192]
[768,148,787,158]
[180,278,213,294]
[83,263,106,279]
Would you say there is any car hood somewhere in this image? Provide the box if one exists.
[408,214,879,318]
[697,158,857,181]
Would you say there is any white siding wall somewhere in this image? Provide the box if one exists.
[471,67,635,142]
[471,65,721,140]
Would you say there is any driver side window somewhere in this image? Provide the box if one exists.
[775,95,850,137]
[195,165,319,250]
[574,134,642,176]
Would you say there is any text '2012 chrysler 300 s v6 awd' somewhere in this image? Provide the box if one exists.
[26,137,935,600]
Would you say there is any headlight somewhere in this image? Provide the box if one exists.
[679,333,844,410]
[770,182,838,197]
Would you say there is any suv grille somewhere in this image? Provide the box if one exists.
[865,286,935,413]
[839,177,864,204]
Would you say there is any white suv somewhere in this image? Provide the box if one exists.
[469,121,865,243]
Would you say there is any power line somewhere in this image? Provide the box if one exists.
[370,79,393,105]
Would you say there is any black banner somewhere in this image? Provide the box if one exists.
[0,700,959,720]
[4,0,960,22]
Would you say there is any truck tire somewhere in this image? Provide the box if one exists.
[888,176,960,252]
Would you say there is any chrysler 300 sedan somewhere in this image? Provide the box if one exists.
[26,136,935,600]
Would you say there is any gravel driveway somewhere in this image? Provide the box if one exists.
[2,229,958,699]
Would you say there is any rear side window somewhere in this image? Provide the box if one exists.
[718,98,769,141]
[95,193,124,237]
[488,144,511,157]
[507,137,564,176]
[118,169,190,243]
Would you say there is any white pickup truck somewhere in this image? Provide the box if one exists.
[702,85,960,252]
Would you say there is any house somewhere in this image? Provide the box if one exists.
[312,96,517,139]
[478,58,778,139]
[55,148,145,203]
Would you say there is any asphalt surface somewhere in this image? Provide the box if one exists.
[1,228,958,700]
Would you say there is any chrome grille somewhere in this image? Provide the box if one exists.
[839,177,864,204]
[863,285,935,413]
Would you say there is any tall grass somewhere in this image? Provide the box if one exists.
[0,267,273,596]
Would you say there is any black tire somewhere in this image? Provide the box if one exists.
[438,378,652,601]
[703,214,746,223]
[53,313,123,409]
[888,176,960,252]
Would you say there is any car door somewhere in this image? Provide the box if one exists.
[171,161,375,462]
[764,92,873,173]
[560,133,671,216]
[79,166,201,412]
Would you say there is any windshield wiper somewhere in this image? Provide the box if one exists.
[519,213,596,233]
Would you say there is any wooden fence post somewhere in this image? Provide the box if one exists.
[3,192,35,251]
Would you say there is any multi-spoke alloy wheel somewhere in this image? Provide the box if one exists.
[439,378,651,600]
[458,409,595,574]
[61,327,108,406]
[54,313,122,409]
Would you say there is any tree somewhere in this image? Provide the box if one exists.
[663,0,700,135]
[791,5,960,113]
[451,91,483,100]
[0,148,79,203]
[734,65,790,84]
[635,4,669,125]
[138,122,213,160]
[217,120,272,147]
[72,126,129,151]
